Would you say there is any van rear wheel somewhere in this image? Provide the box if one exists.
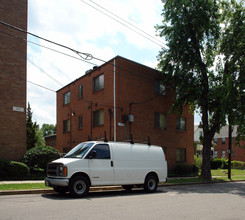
[144,175,158,193]
[69,176,90,197]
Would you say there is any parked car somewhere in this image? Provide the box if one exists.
[45,141,167,197]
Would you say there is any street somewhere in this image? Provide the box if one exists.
[0,182,245,220]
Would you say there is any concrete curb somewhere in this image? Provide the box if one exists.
[1,179,245,196]
[0,186,123,196]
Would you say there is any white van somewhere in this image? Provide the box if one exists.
[45,141,167,197]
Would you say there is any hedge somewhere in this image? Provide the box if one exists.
[0,158,30,180]
[22,146,60,170]
[173,164,199,176]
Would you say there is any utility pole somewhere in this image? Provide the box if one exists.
[228,124,232,180]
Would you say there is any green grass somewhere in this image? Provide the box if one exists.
[0,183,51,191]
[211,169,245,176]
[1,169,245,191]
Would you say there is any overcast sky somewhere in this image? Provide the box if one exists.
[27,0,201,126]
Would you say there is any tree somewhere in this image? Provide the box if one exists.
[219,0,245,178]
[156,0,244,180]
[26,102,38,150]
[35,125,45,148]
[41,124,56,137]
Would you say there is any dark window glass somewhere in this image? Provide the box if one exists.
[93,74,104,92]
[154,80,166,95]
[88,144,110,159]
[78,85,83,99]
[63,92,70,105]
[176,148,186,162]
[154,112,166,129]
[93,109,104,126]
[63,119,70,133]
[176,117,186,131]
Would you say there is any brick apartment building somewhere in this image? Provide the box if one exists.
[56,56,194,169]
[194,125,245,161]
[0,0,28,161]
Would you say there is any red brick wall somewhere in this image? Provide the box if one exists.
[56,56,194,170]
[214,138,245,161]
[0,0,27,161]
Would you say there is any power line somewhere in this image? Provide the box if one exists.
[0,21,166,107]
[0,21,158,83]
[79,0,165,48]
[27,58,64,87]
[86,0,165,47]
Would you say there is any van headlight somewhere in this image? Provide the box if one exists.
[58,164,67,177]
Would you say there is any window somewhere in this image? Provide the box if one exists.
[78,85,83,99]
[63,119,70,133]
[213,151,218,158]
[154,112,166,129]
[78,116,83,129]
[87,144,110,159]
[222,150,226,158]
[176,148,186,163]
[93,74,104,92]
[176,117,186,131]
[231,151,235,157]
[222,137,226,145]
[213,138,218,144]
[154,80,166,95]
[63,92,70,105]
[93,109,104,126]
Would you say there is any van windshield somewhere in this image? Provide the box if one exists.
[64,142,94,158]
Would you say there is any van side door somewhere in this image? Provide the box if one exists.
[86,144,114,186]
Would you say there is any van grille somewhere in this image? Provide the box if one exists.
[47,163,62,176]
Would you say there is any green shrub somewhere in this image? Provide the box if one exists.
[221,158,228,169]
[194,156,202,168]
[211,158,223,169]
[231,161,245,169]
[173,164,199,176]
[0,158,29,180]
[22,146,60,171]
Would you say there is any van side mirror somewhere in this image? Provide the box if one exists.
[88,150,96,159]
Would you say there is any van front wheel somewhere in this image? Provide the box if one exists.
[144,175,158,193]
[69,176,90,197]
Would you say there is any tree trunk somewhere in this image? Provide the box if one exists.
[200,136,212,180]
[228,124,232,179]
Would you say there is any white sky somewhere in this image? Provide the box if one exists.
[27,0,201,126]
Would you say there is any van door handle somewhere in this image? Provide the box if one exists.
[111,161,113,167]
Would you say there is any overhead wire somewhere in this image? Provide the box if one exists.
[79,0,165,48]
[86,0,165,47]
[0,20,166,108]
[0,21,158,83]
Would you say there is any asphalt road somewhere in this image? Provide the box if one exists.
[0,182,245,220]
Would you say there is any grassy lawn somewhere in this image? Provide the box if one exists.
[0,169,244,191]
[211,168,245,176]
[0,183,51,191]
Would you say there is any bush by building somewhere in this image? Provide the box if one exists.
[0,158,30,180]
[173,164,199,176]
[22,146,60,171]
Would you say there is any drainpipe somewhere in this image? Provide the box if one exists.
[114,58,116,142]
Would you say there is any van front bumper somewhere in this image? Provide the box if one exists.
[45,177,69,187]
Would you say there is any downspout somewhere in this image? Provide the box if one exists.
[114,58,117,141]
